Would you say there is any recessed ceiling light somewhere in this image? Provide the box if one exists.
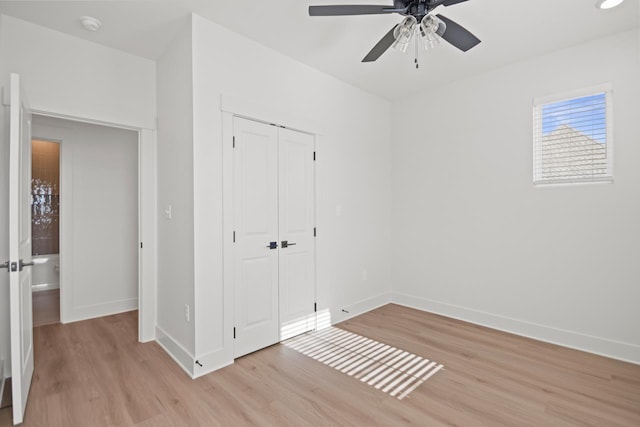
[80,16,102,32]
[595,0,625,9]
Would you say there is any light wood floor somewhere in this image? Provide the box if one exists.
[1,304,639,426]
[32,289,60,328]
[0,379,10,409]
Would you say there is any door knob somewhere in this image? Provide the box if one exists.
[3,261,18,272]
[281,241,297,248]
[266,241,278,250]
[19,259,35,271]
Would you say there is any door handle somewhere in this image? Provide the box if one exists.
[266,241,278,250]
[19,259,35,271]
[2,261,18,272]
[281,241,297,249]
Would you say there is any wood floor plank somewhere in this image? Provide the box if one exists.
[32,289,60,328]
[1,304,639,426]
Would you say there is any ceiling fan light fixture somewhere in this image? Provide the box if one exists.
[392,16,417,53]
[595,0,624,9]
[420,15,446,50]
[309,0,481,63]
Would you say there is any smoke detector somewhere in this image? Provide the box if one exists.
[595,0,624,9]
[80,16,102,32]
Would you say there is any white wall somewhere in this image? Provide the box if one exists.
[190,14,392,375]
[32,116,139,322]
[155,21,196,360]
[0,15,155,129]
[155,14,393,376]
[390,29,640,363]
[0,14,157,363]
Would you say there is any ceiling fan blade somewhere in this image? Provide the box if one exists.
[436,14,480,52]
[442,0,470,6]
[362,25,398,62]
[309,5,394,16]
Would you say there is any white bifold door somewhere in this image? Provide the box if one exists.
[233,117,316,358]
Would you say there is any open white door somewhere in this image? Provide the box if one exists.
[8,73,34,425]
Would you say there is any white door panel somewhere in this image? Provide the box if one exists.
[242,138,273,235]
[233,117,279,358]
[278,128,316,340]
[279,252,314,339]
[232,118,316,356]
[242,258,274,325]
[8,73,34,425]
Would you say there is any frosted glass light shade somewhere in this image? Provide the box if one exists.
[420,15,446,50]
[392,16,417,53]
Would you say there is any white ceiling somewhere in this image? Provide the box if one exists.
[0,0,638,100]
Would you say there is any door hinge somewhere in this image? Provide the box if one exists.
[233,231,236,243]
[314,302,317,313]
[313,151,316,161]
[232,136,235,148]
[313,227,316,237]
[233,327,236,339]
[140,242,143,249]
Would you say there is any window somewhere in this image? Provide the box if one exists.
[533,85,613,185]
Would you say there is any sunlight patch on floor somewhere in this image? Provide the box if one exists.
[283,327,443,400]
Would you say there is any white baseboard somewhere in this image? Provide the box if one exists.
[155,326,195,378]
[185,292,392,379]
[139,334,156,344]
[153,293,393,380]
[193,350,233,379]
[62,298,138,324]
[331,291,392,326]
[391,292,640,365]
[155,290,640,380]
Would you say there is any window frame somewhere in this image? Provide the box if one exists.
[533,83,614,186]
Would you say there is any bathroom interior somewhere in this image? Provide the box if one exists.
[31,139,60,327]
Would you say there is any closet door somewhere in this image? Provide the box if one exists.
[278,128,316,340]
[233,117,279,358]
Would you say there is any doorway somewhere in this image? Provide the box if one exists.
[232,116,317,358]
[31,139,61,327]
[31,116,139,325]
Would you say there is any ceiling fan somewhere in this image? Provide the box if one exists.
[309,0,480,63]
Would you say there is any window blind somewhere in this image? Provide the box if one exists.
[533,90,612,185]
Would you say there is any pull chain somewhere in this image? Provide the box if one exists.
[414,29,419,69]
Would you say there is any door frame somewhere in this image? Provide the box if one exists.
[221,95,324,361]
[29,109,157,343]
